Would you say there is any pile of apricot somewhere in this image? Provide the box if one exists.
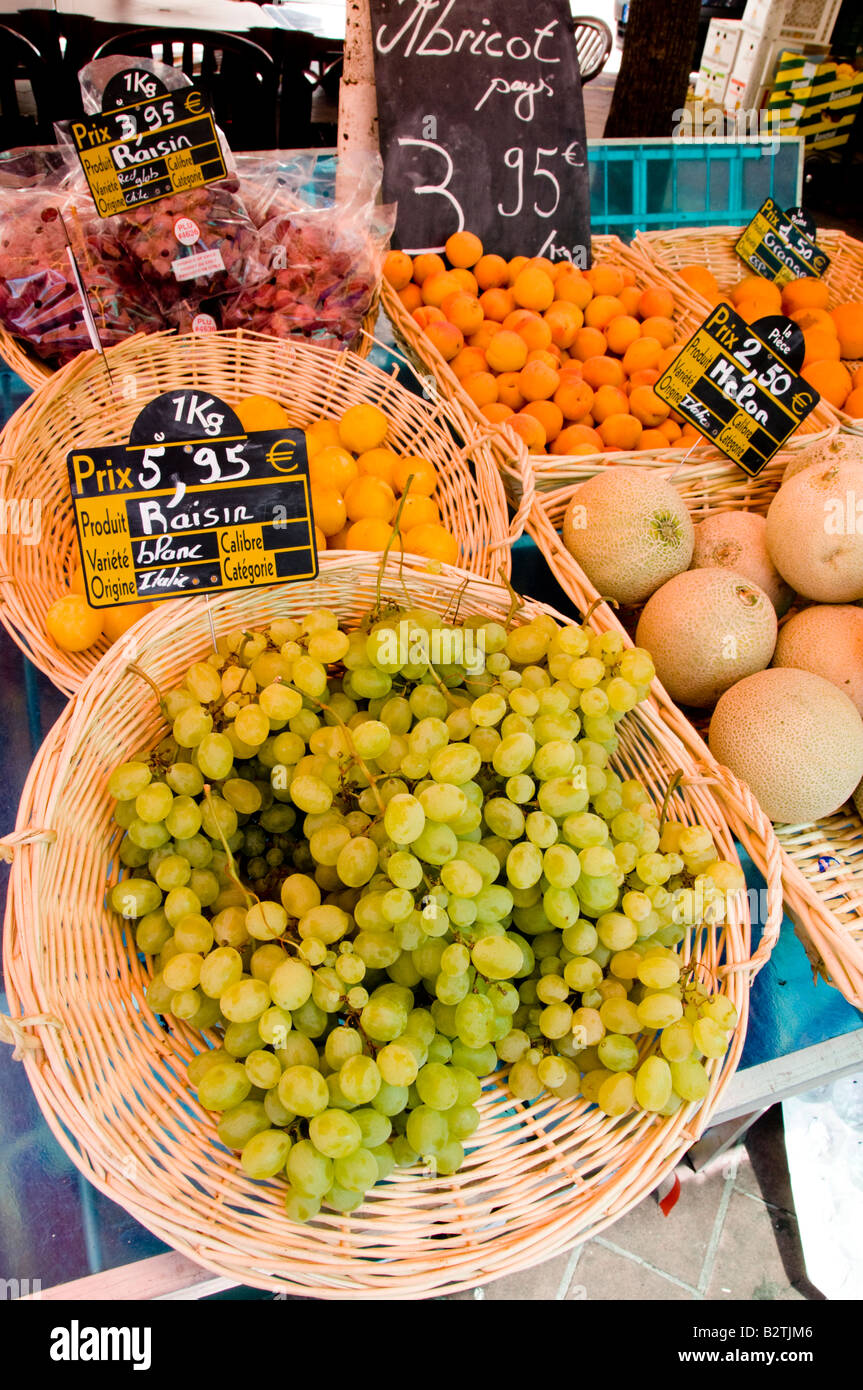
[384,231,699,456]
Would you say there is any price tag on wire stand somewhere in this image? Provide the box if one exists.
[67,390,318,607]
[735,198,830,286]
[654,303,820,478]
[71,69,226,218]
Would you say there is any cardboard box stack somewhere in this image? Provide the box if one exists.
[767,51,863,150]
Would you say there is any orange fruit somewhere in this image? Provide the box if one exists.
[311,486,347,537]
[475,254,510,290]
[518,361,560,402]
[236,394,290,431]
[392,456,438,496]
[412,305,446,329]
[398,284,423,314]
[781,278,830,315]
[383,250,413,291]
[481,403,515,425]
[468,322,502,351]
[461,371,499,408]
[344,475,396,522]
[555,272,593,309]
[604,315,642,356]
[450,346,488,381]
[310,446,358,492]
[356,448,399,486]
[627,367,661,390]
[507,413,546,452]
[622,336,663,374]
[520,400,563,443]
[582,355,625,390]
[598,414,642,450]
[504,309,552,351]
[844,387,863,418]
[422,271,465,308]
[305,419,342,458]
[485,330,529,374]
[441,291,484,337]
[425,320,464,361]
[449,268,479,296]
[659,418,682,443]
[800,360,852,408]
[543,302,583,348]
[802,328,840,367]
[831,302,863,358]
[731,276,782,313]
[398,495,440,530]
[678,265,720,303]
[584,295,626,330]
[339,403,388,453]
[403,523,459,565]
[617,286,642,317]
[656,343,682,374]
[496,372,526,410]
[69,565,86,596]
[629,385,671,428]
[592,384,629,423]
[572,326,608,361]
[103,602,152,644]
[506,256,530,284]
[638,287,675,320]
[639,315,676,348]
[479,287,516,322]
[45,593,103,651]
[853,364,863,390]
[585,264,625,297]
[445,231,483,268]
[552,424,603,456]
[314,526,328,552]
[791,308,836,334]
[553,378,594,421]
[512,267,555,312]
[345,519,398,552]
[638,428,672,451]
[524,257,557,278]
[412,253,446,285]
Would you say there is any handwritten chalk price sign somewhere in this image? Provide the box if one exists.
[735,199,830,287]
[369,0,590,262]
[654,303,820,477]
[72,70,226,218]
[67,391,318,606]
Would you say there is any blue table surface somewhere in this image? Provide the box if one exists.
[0,355,859,1292]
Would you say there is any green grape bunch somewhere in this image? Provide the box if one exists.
[107,603,743,1223]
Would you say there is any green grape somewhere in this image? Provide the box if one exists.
[692,1016,729,1059]
[508,1058,543,1100]
[199,946,243,998]
[333,1148,378,1192]
[286,1140,333,1197]
[415,1062,458,1111]
[284,1188,321,1223]
[309,1109,363,1159]
[405,1106,448,1156]
[244,1049,282,1091]
[539,1002,573,1039]
[339,1054,381,1104]
[249,944,287,984]
[224,1020,263,1058]
[597,1034,639,1072]
[220,977,270,1023]
[135,910,172,955]
[370,1081,409,1117]
[669,1057,710,1101]
[258,1006,292,1049]
[217,1100,270,1150]
[240,1129,292,1180]
[597,1072,636,1116]
[109,762,152,801]
[111,878,162,919]
[441,942,470,977]
[162,952,203,992]
[197,732,234,780]
[506,842,543,890]
[198,1062,252,1112]
[278,1065,329,1117]
[165,796,202,840]
[634,1056,673,1111]
[699,995,739,1031]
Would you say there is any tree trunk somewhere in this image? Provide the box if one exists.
[337,0,379,166]
[604,0,701,139]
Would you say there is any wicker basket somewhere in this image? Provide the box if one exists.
[633,226,863,437]
[0,327,523,697]
[0,297,381,392]
[382,234,836,508]
[528,470,863,1010]
[1,553,781,1299]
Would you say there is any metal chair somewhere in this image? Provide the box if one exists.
[572,17,613,85]
[91,28,278,151]
[0,26,55,152]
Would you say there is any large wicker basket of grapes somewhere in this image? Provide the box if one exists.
[2,554,781,1298]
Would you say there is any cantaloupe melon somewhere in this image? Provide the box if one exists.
[691,511,793,615]
[635,569,777,707]
[854,779,863,820]
[562,468,693,606]
[709,668,863,824]
[772,604,863,714]
[766,459,863,602]
[781,434,861,485]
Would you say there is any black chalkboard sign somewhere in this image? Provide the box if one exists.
[369,0,591,264]
[735,198,831,287]
[654,304,820,478]
[67,390,317,605]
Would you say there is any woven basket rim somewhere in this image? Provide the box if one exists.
[0,326,516,696]
[2,553,778,1297]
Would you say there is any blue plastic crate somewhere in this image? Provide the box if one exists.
[588,137,804,241]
